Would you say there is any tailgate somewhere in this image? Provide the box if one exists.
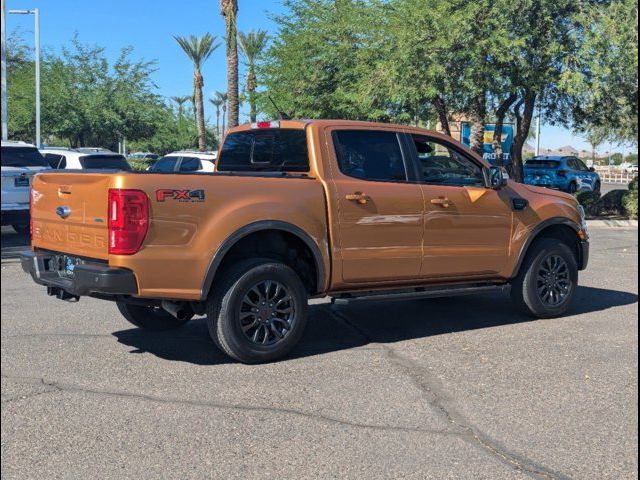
[31,172,112,260]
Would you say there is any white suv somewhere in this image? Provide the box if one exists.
[40,148,132,171]
[148,151,217,173]
[1,141,49,234]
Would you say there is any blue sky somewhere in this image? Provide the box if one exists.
[5,0,632,154]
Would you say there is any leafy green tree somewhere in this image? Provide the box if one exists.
[174,34,220,151]
[239,30,269,122]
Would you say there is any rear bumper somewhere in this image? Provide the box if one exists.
[1,208,29,226]
[20,250,138,298]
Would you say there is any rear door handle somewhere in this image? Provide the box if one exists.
[430,197,454,208]
[345,192,369,204]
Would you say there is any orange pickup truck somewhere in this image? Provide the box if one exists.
[21,120,589,363]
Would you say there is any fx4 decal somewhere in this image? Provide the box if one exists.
[156,189,206,202]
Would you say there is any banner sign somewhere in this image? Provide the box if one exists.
[461,123,514,165]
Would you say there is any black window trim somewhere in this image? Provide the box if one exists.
[405,133,490,188]
[330,129,418,185]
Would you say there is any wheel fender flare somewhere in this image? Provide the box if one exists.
[200,220,327,299]
[511,217,582,278]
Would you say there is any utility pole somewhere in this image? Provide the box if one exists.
[1,0,8,141]
[34,7,40,148]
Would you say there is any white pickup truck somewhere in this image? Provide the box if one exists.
[1,141,50,234]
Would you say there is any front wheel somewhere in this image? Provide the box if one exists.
[593,181,601,194]
[116,301,192,331]
[207,259,309,364]
[511,238,578,318]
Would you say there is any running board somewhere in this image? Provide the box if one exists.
[330,283,509,305]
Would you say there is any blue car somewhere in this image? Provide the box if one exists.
[524,156,601,194]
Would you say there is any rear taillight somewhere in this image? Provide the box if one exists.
[108,189,149,255]
[557,170,568,178]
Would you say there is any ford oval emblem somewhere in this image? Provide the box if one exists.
[56,206,71,219]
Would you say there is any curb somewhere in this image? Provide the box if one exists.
[587,219,638,229]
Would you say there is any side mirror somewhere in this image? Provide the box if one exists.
[489,166,509,189]
[589,167,596,172]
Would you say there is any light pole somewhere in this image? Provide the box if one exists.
[3,7,40,146]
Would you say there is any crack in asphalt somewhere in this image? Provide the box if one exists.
[0,374,456,438]
[329,308,572,480]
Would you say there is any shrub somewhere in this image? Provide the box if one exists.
[624,180,638,219]
[575,191,602,217]
[127,159,152,171]
[598,189,628,216]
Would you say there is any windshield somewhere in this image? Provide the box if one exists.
[79,154,132,171]
[1,146,49,167]
[525,160,561,169]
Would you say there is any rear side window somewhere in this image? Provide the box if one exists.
[218,129,309,172]
[525,160,561,169]
[1,146,48,167]
[179,157,202,172]
[44,153,67,169]
[150,156,179,172]
[79,154,132,171]
[333,130,408,182]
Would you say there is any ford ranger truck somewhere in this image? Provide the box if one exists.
[21,120,590,364]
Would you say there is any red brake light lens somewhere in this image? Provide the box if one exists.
[252,121,280,129]
[108,189,149,255]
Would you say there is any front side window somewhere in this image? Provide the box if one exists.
[333,130,408,182]
[218,129,309,172]
[412,136,485,187]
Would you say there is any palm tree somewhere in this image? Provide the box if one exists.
[215,91,229,136]
[238,30,269,123]
[174,34,220,151]
[171,95,191,122]
[209,97,224,140]
[220,0,239,128]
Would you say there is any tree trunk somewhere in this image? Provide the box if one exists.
[510,90,536,183]
[215,108,220,140]
[469,93,486,156]
[492,93,518,167]
[222,107,227,138]
[247,67,258,123]
[222,0,240,128]
[194,72,207,151]
[431,95,451,136]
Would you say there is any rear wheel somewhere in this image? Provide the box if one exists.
[206,259,308,364]
[511,238,578,318]
[568,182,578,194]
[116,301,192,331]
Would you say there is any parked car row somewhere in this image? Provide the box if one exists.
[2,141,219,234]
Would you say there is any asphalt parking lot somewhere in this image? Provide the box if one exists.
[1,226,637,479]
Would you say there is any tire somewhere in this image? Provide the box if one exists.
[511,238,578,318]
[116,301,192,331]
[568,182,578,194]
[12,224,29,235]
[206,259,308,364]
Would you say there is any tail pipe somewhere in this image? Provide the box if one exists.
[161,300,192,322]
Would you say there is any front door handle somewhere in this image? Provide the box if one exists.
[345,192,369,205]
[430,197,454,208]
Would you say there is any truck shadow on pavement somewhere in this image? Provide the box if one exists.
[112,285,637,365]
